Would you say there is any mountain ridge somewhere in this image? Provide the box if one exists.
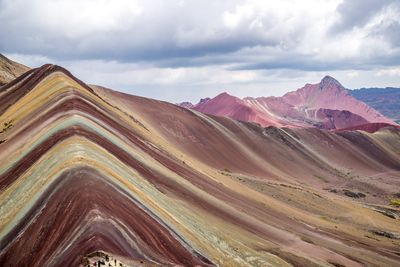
[350,87,400,123]
[0,54,30,86]
[180,76,396,130]
[1,60,400,266]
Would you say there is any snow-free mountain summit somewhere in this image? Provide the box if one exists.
[181,76,396,130]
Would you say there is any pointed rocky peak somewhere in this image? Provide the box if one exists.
[319,75,343,90]
[210,92,243,104]
[191,91,244,114]
[178,101,194,108]
[198,97,211,105]
[215,91,232,98]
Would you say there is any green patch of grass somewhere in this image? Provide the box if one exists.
[319,215,330,221]
[390,199,400,207]
[319,215,337,223]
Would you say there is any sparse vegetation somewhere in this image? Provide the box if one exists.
[328,262,346,267]
[300,236,315,244]
[369,229,400,239]
[314,175,329,183]
[0,119,14,133]
[223,168,231,173]
[319,215,331,222]
[343,190,366,198]
[390,199,400,207]
[333,168,356,179]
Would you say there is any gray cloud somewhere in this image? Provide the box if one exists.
[0,0,276,61]
[232,49,400,72]
[1,0,399,70]
[381,21,400,46]
[0,0,322,67]
[332,0,395,31]
[331,0,400,47]
[1,0,399,102]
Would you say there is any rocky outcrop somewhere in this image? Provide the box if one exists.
[369,230,400,240]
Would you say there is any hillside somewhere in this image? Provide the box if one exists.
[0,64,399,266]
[350,87,400,123]
[0,54,30,86]
[182,76,395,130]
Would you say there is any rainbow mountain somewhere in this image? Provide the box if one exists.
[0,64,400,266]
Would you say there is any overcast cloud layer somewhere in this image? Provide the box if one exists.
[1,0,399,102]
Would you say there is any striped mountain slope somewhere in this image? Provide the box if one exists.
[0,65,399,266]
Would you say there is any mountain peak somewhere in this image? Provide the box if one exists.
[215,91,232,98]
[319,75,343,90]
[198,97,211,105]
[178,101,194,108]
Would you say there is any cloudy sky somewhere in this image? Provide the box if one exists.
[1,0,399,102]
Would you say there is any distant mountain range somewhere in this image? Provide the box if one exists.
[180,76,397,131]
[350,87,400,124]
[1,53,398,130]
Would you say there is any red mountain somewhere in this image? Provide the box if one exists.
[181,76,395,129]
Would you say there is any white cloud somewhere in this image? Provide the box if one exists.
[376,67,400,77]
[223,3,255,29]
[1,0,399,102]
[347,71,359,78]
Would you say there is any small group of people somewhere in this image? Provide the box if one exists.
[87,255,124,267]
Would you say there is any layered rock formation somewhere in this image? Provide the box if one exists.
[1,65,400,266]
